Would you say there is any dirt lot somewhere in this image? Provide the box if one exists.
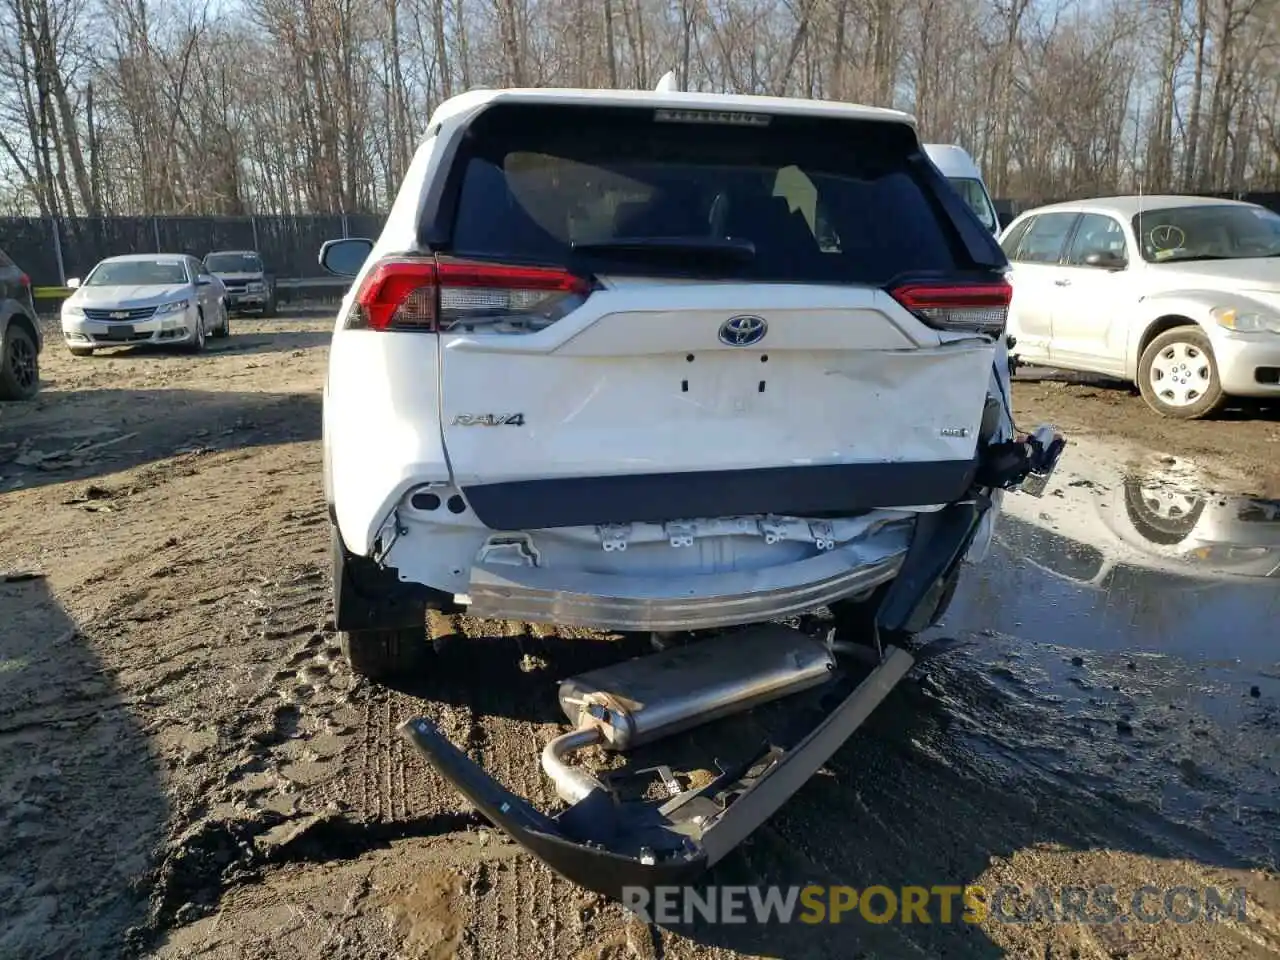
[1013,369,1280,496]
[1,315,1277,960]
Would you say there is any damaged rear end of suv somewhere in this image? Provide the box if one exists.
[319,86,1065,897]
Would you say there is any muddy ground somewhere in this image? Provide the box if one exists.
[1,314,1277,960]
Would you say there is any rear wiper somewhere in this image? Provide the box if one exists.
[571,237,756,261]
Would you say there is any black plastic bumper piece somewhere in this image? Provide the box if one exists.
[398,646,915,898]
[461,459,979,530]
[875,501,984,636]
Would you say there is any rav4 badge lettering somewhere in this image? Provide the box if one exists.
[452,413,526,426]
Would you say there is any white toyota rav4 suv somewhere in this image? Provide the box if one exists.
[319,86,1064,680]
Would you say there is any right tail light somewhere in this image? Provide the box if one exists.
[889,279,1012,337]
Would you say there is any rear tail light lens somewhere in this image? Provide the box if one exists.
[19,273,30,287]
[889,280,1012,336]
[346,256,590,333]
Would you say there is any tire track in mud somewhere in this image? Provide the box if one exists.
[407,615,650,960]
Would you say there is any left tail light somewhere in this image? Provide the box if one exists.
[889,279,1011,337]
[19,273,30,288]
[344,256,591,333]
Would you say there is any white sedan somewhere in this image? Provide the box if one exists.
[1001,195,1280,418]
[60,254,229,356]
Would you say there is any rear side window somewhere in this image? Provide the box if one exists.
[1011,212,1078,264]
[1000,218,1033,257]
[448,105,965,285]
[0,250,13,269]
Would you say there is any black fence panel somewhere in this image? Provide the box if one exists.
[347,214,386,240]
[58,218,156,284]
[156,216,259,261]
[0,218,59,285]
[253,215,348,278]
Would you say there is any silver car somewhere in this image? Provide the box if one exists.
[60,254,229,356]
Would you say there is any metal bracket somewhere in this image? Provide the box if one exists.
[807,521,835,551]
[477,536,541,568]
[759,518,787,545]
[975,423,1067,498]
[371,509,406,562]
[601,764,684,799]
[664,522,696,548]
[1017,425,1067,498]
[597,523,632,552]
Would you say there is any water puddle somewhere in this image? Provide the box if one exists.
[925,436,1280,867]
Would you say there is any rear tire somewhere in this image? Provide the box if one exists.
[341,625,428,681]
[212,303,230,339]
[184,312,206,353]
[0,324,40,399]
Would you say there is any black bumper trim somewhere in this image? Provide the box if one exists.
[876,500,983,635]
[461,459,979,530]
[397,646,914,899]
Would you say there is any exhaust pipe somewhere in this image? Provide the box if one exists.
[542,624,835,803]
[541,727,604,805]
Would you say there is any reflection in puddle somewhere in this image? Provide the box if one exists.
[981,442,1280,660]
[923,438,1280,868]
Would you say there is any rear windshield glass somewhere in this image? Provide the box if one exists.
[448,105,963,284]
[87,259,189,286]
[205,253,263,273]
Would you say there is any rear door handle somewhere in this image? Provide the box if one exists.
[1054,278,1072,287]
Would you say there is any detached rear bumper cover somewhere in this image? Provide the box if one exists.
[399,646,915,899]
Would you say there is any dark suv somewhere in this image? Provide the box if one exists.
[203,250,276,316]
[0,247,42,400]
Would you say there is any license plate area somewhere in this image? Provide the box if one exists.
[104,325,135,339]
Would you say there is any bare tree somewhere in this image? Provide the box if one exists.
[2,0,1279,216]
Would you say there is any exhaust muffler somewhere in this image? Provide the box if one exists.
[542,624,835,804]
